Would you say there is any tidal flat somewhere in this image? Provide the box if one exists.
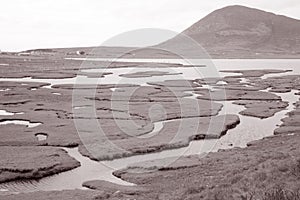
[0,54,300,199]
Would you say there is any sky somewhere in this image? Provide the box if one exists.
[1,0,300,52]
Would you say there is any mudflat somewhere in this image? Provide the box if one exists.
[0,54,299,200]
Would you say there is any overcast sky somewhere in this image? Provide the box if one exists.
[1,0,300,51]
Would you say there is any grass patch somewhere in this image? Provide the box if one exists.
[291,159,300,176]
[261,186,300,200]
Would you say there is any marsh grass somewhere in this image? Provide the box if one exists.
[215,186,300,200]
[291,159,300,177]
[261,186,300,200]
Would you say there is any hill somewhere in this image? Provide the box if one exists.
[159,5,300,58]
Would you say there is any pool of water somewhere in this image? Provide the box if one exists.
[35,133,48,141]
[0,120,41,128]
[0,110,15,116]
[0,110,23,116]
[0,88,10,92]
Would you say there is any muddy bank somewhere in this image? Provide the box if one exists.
[233,100,289,119]
[0,79,229,161]
[4,132,300,199]
[83,180,147,195]
[220,69,291,78]
[0,146,80,183]
[110,132,300,200]
[0,54,192,79]
[195,73,300,119]
[275,98,300,135]
[78,114,240,161]
[0,69,295,164]
[197,89,281,101]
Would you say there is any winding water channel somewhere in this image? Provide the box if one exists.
[0,59,299,193]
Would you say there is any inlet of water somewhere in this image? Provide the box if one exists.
[0,120,41,128]
[0,110,14,116]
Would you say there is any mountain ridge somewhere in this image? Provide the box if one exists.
[159,5,300,58]
[12,5,300,59]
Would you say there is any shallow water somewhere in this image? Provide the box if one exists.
[0,59,299,88]
[0,60,299,193]
[0,110,14,116]
[0,87,298,193]
[35,133,48,141]
[52,92,61,95]
[0,147,135,193]
[215,90,298,149]
[138,121,164,139]
[0,110,23,116]
[0,88,10,92]
[0,120,41,128]
[0,67,231,87]
[70,58,300,74]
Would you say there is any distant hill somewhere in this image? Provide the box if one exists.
[159,5,300,58]
[15,5,300,59]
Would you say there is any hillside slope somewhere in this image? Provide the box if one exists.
[159,5,300,58]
